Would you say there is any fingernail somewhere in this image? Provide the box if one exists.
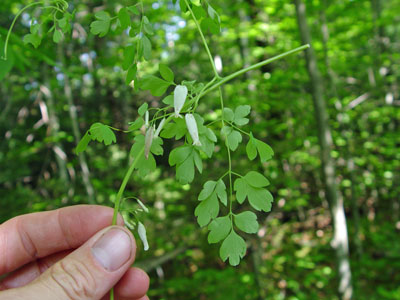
[91,228,132,271]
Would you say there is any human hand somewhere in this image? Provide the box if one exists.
[0,205,149,300]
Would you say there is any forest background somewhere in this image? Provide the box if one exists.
[0,0,399,299]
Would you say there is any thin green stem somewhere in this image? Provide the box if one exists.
[231,171,242,178]
[200,45,310,98]
[2,1,44,60]
[42,5,65,13]
[184,0,220,78]
[112,147,145,225]
[227,122,250,136]
[219,87,233,219]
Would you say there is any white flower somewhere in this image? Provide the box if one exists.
[144,126,154,159]
[154,118,165,138]
[137,222,149,251]
[185,113,202,146]
[174,85,187,118]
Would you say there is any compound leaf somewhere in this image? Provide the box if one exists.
[89,123,116,146]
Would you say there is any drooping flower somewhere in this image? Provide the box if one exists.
[185,113,202,146]
[174,85,188,118]
[137,222,149,251]
[144,126,154,159]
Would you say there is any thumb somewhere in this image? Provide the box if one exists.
[5,226,136,300]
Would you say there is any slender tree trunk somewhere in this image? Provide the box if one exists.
[294,1,353,299]
[58,44,96,204]
[320,0,363,260]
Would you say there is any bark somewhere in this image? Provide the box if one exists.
[294,1,353,299]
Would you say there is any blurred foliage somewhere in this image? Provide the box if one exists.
[1,0,400,299]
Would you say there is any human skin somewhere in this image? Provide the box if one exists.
[0,205,150,300]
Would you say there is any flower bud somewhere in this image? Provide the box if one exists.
[138,222,149,251]
[174,85,187,118]
[185,113,202,146]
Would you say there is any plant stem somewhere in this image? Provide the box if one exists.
[2,1,45,60]
[183,0,220,78]
[200,44,310,97]
[228,121,250,136]
[219,87,233,221]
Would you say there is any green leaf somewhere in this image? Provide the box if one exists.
[57,17,69,32]
[207,4,220,23]
[162,95,173,105]
[168,146,192,166]
[90,11,111,37]
[201,17,220,34]
[143,22,154,35]
[75,132,91,154]
[195,193,219,227]
[122,44,136,70]
[244,171,270,188]
[208,216,231,243]
[127,5,140,15]
[23,33,41,48]
[256,139,274,162]
[234,178,248,204]
[234,211,259,234]
[234,177,273,212]
[223,108,234,122]
[205,128,217,142]
[192,5,207,19]
[159,64,174,82]
[88,123,116,146]
[0,39,14,80]
[129,135,156,177]
[198,181,217,201]
[247,186,273,212]
[30,23,40,34]
[234,105,251,126]
[138,75,171,97]
[220,231,247,266]
[179,0,188,13]
[176,154,195,184]
[53,29,63,43]
[128,117,144,131]
[126,64,137,85]
[193,150,203,173]
[142,35,152,61]
[150,137,163,156]
[118,8,130,30]
[246,133,257,160]
[215,179,227,206]
[161,118,187,140]
[138,103,148,116]
[222,127,242,151]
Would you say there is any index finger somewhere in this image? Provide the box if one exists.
[0,205,123,275]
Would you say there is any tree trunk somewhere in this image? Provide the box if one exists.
[294,1,353,299]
